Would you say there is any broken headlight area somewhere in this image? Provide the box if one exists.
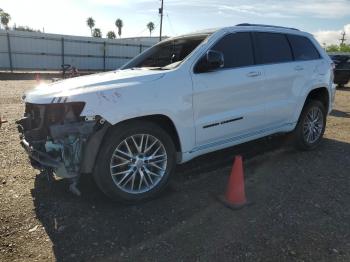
[17,102,104,180]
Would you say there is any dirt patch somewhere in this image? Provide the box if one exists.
[0,80,349,262]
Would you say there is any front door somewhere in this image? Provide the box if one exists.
[191,32,267,146]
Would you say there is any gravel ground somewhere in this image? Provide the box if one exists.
[0,80,349,262]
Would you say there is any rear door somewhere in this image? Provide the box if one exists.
[286,34,324,119]
[252,32,297,127]
[191,32,267,146]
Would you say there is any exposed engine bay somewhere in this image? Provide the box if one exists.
[17,102,109,195]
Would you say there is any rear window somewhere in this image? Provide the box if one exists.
[287,34,320,61]
[254,32,293,64]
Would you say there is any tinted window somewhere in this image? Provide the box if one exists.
[254,32,293,64]
[211,33,254,69]
[287,34,320,61]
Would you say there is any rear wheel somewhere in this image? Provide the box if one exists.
[293,100,326,150]
[93,120,176,203]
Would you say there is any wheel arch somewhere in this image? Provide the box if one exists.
[115,114,182,154]
[80,113,183,174]
[292,86,330,126]
[304,87,330,113]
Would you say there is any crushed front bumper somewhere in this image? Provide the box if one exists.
[20,138,72,179]
[20,138,61,169]
[17,102,110,179]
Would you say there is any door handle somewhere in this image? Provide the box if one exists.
[246,71,261,77]
[294,66,304,71]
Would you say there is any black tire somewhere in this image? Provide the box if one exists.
[93,120,176,203]
[293,99,326,150]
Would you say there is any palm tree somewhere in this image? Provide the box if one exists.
[86,17,95,36]
[115,18,123,38]
[92,28,102,38]
[106,31,116,39]
[0,12,11,30]
[0,8,3,29]
[147,22,155,37]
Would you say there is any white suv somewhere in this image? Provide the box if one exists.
[18,24,336,202]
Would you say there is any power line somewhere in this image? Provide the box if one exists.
[166,13,176,36]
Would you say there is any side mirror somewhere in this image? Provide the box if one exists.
[206,50,224,70]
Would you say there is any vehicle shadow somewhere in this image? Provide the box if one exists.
[330,109,350,118]
[336,85,350,91]
[30,136,347,261]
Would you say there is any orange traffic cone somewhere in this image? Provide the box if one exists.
[35,73,40,83]
[219,155,249,210]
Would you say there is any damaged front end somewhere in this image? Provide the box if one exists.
[17,102,108,194]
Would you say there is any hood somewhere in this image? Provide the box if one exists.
[24,69,166,104]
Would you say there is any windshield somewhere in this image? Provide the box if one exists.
[121,34,210,70]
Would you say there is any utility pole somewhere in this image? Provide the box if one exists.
[159,0,164,41]
[339,31,346,45]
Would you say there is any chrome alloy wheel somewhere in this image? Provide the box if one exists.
[303,107,324,144]
[109,134,168,194]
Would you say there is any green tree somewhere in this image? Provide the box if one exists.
[339,43,350,52]
[326,44,339,52]
[0,8,3,29]
[92,28,102,38]
[326,44,350,53]
[86,17,95,36]
[115,18,123,38]
[13,25,40,32]
[106,31,116,39]
[147,22,155,37]
[0,11,11,30]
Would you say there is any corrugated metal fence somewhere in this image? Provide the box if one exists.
[0,29,159,72]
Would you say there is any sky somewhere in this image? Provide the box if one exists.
[0,0,349,45]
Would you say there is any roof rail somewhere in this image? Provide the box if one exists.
[236,23,299,31]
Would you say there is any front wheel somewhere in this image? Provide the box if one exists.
[93,120,176,203]
[293,100,326,150]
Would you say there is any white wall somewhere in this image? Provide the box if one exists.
[0,30,160,71]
